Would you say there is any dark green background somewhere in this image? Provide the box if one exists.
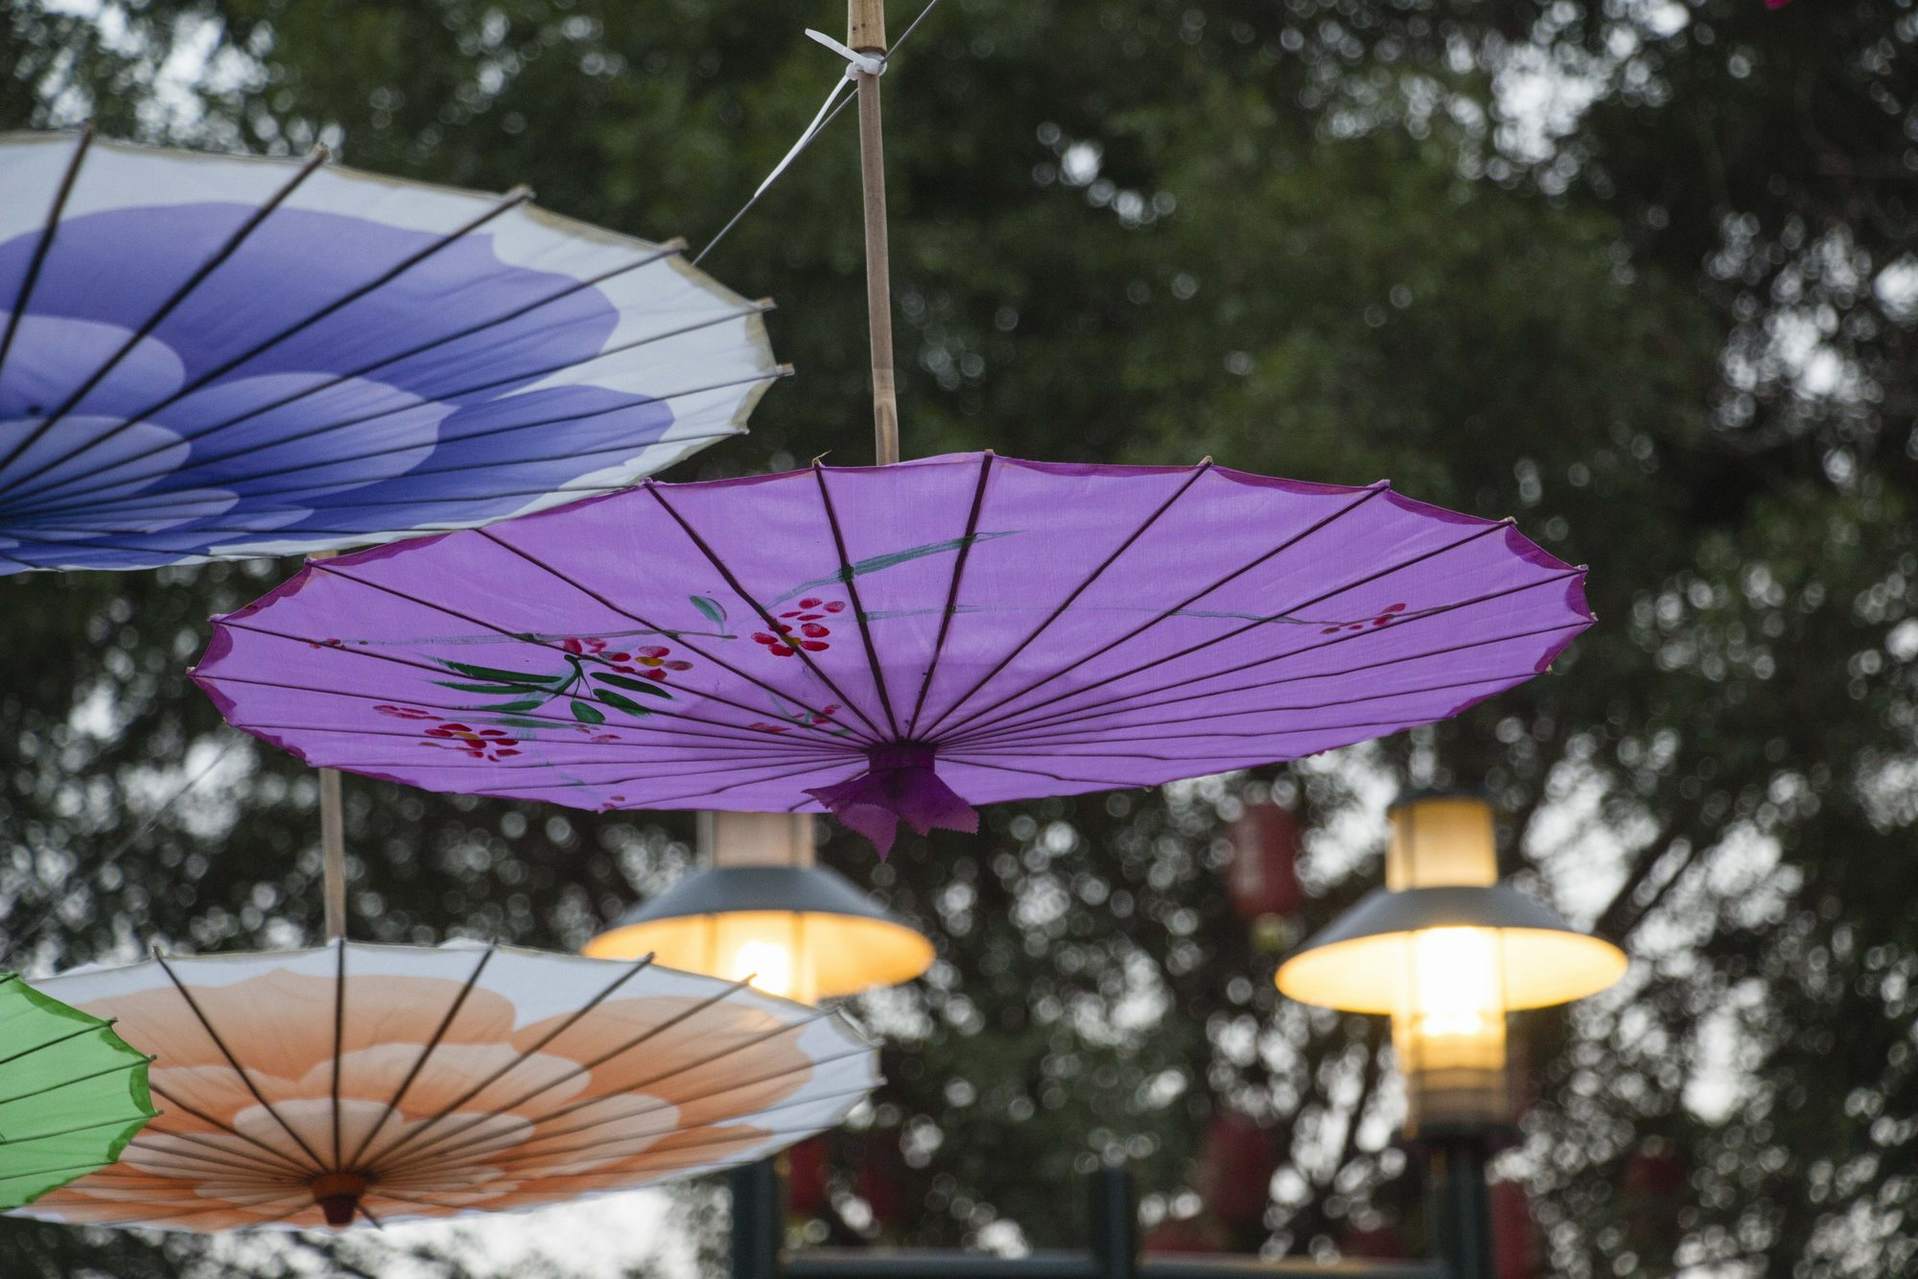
[2,0,1914,1274]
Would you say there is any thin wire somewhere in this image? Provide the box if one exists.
[0,736,238,965]
[693,0,948,265]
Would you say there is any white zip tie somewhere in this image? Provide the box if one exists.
[803,28,887,78]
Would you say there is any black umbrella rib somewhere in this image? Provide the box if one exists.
[645,480,891,741]
[130,1129,306,1181]
[922,477,1390,743]
[811,464,902,737]
[928,756,1142,790]
[370,975,779,1170]
[356,953,664,1170]
[0,128,90,406]
[935,512,1512,746]
[7,358,778,520]
[139,1083,315,1177]
[383,1011,847,1176]
[152,951,329,1174]
[913,460,1218,741]
[475,524,868,745]
[0,148,329,483]
[233,721,846,764]
[406,1080,877,1173]
[8,302,772,514]
[198,644,851,755]
[1,186,533,501]
[343,943,495,1170]
[0,1017,119,1069]
[0,1057,148,1107]
[904,452,993,738]
[940,617,1588,750]
[948,667,1553,752]
[404,1055,871,1177]
[114,240,689,460]
[0,1112,159,1151]
[943,568,1586,750]
[305,559,865,748]
[453,756,853,803]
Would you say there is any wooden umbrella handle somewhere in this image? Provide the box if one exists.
[850,0,899,466]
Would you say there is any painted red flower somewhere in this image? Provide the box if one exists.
[563,637,608,656]
[423,722,521,760]
[748,722,794,733]
[1322,602,1408,635]
[753,626,798,658]
[807,704,840,725]
[625,644,694,681]
[375,704,436,721]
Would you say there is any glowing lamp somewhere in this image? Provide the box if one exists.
[585,813,934,1004]
[1275,793,1626,1137]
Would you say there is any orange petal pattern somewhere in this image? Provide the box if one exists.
[10,941,876,1231]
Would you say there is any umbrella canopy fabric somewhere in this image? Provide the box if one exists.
[0,971,156,1209]
[192,452,1593,855]
[0,131,779,573]
[11,941,874,1231]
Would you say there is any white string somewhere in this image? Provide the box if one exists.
[694,0,948,266]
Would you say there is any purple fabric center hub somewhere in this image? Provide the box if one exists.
[805,743,979,858]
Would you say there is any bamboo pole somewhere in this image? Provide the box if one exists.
[850,0,899,465]
[312,551,348,941]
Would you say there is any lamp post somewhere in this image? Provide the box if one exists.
[1275,792,1627,1279]
[585,811,934,1004]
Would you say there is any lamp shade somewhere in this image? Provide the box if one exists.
[1273,884,1627,1015]
[583,865,934,1004]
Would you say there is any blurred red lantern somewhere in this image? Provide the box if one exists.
[1227,804,1304,921]
[786,1135,829,1218]
[1492,1180,1540,1279]
[1144,1214,1226,1254]
[1339,1222,1408,1259]
[1197,1112,1278,1230]
[1622,1142,1687,1201]
[856,1131,909,1228]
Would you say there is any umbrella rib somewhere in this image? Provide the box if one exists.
[404,1080,877,1173]
[473,524,865,745]
[410,1121,811,1179]
[454,755,852,803]
[1,186,534,504]
[928,757,1144,789]
[142,1083,318,1177]
[942,570,1585,749]
[939,617,1588,750]
[303,561,868,750]
[358,1200,386,1229]
[128,1129,309,1180]
[0,147,330,484]
[379,1024,851,1178]
[219,716,849,763]
[912,460,1218,740]
[943,667,1556,751]
[369,974,781,1170]
[0,128,90,416]
[355,953,660,1169]
[0,1016,119,1068]
[0,1057,148,1107]
[933,513,1514,745]
[111,240,687,460]
[61,1193,314,1230]
[0,1111,158,1150]
[811,465,902,738]
[197,657,853,755]
[921,476,1388,742]
[643,481,891,741]
[904,451,994,737]
[342,943,497,1170]
[152,951,329,1174]
[6,357,778,520]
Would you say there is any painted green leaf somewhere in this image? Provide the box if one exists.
[444,662,565,685]
[593,688,651,716]
[477,698,547,712]
[434,680,542,694]
[692,595,727,624]
[768,531,1018,604]
[571,700,606,724]
[493,716,550,729]
[594,672,674,698]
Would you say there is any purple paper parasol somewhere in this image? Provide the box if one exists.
[0,131,778,573]
[191,453,1592,856]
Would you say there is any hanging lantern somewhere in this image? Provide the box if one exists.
[1226,803,1304,922]
[1197,1112,1277,1230]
